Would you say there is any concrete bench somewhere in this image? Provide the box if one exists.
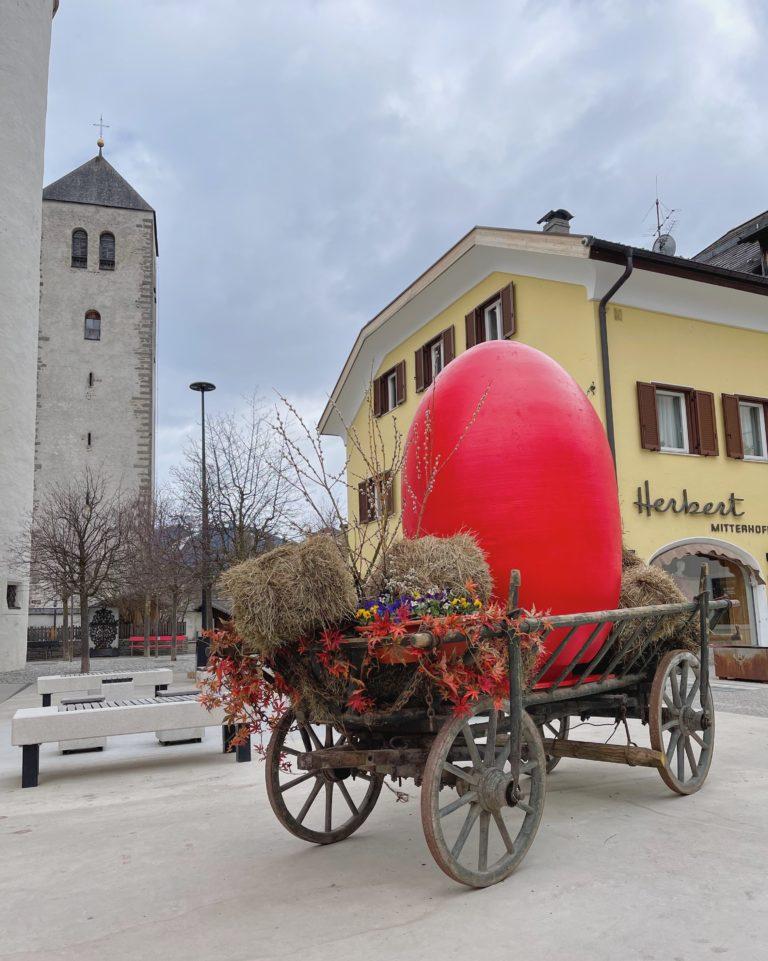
[37,668,173,706]
[12,693,251,787]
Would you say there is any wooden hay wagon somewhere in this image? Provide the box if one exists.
[264,567,734,888]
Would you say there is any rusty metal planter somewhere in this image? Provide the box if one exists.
[714,644,768,682]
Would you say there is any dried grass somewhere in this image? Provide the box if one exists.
[219,535,357,656]
[364,533,493,601]
[615,555,698,667]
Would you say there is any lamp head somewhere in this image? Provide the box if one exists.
[189,381,216,393]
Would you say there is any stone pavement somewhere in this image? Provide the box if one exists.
[1,678,768,961]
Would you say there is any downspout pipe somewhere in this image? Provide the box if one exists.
[597,251,633,469]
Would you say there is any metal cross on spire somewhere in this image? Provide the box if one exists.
[92,114,110,154]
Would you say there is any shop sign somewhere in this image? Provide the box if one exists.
[633,480,744,518]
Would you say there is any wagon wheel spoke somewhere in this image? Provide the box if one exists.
[492,811,515,853]
[325,725,333,748]
[296,779,323,824]
[685,674,701,707]
[661,718,678,732]
[337,780,358,816]
[663,693,675,712]
[484,709,498,765]
[298,726,314,753]
[443,761,480,785]
[451,803,481,859]
[676,736,685,782]
[478,811,490,871]
[439,791,477,818]
[690,730,706,749]
[324,781,333,832]
[669,670,681,708]
[684,736,699,778]
[665,730,681,765]
[280,771,316,793]
[462,723,484,769]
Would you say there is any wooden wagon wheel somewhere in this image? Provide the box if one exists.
[649,649,714,796]
[540,716,570,773]
[421,697,547,888]
[265,709,383,844]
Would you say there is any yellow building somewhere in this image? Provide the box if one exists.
[319,213,768,647]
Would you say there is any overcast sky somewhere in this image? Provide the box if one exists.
[44,0,767,481]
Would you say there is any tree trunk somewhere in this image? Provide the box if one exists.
[62,595,70,661]
[170,596,178,662]
[143,595,150,657]
[80,586,91,673]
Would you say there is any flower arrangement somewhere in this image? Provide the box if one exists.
[200,582,552,748]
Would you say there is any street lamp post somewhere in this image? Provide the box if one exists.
[190,381,216,668]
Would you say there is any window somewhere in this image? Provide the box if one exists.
[88,371,94,388]
[87,432,92,448]
[415,327,455,392]
[6,583,20,610]
[71,229,88,268]
[465,283,516,348]
[636,382,718,456]
[99,231,115,270]
[656,390,688,453]
[373,361,406,416]
[358,471,395,523]
[722,394,768,460]
[84,310,101,341]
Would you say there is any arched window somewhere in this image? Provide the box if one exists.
[84,310,101,341]
[71,229,88,268]
[99,231,115,270]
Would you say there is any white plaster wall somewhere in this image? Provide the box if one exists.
[0,1,56,671]
[35,199,156,507]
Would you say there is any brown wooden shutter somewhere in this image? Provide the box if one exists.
[636,382,660,451]
[694,391,718,456]
[395,361,406,406]
[358,480,372,523]
[414,347,425,392]
[500,283,516,338]
[441,326,455,364]
[465,310,477,349]
[372,376,383,417]
[722,394,744,459]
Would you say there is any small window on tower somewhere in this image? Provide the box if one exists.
[71,229,88,268]
[6,583,20,610]
[99,232,115,270]
[84,310,101,341]
[87,432,92,448]
[88,372,94,388]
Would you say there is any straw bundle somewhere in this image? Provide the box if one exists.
[365,533,493,601]
[219,535,357,656]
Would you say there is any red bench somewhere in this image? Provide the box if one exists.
[128,635,187,656]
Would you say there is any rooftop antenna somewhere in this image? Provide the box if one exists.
[648,177,678,256]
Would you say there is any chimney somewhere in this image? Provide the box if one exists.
[537,209,574,235]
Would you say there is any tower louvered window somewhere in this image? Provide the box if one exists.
[99,232,115,270]
[84,310,101,341]
[71,229,88,268]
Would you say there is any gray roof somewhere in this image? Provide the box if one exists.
[693,210,768,275]
[43,153,154,212]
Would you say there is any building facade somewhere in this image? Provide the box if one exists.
[35,148,157,514]
[0,0,58,671]
[320,217,768,647]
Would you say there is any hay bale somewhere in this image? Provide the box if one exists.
[622,545,644,571]
[616,558,698,666]
[219,535,357,656]
[365,533,492,601]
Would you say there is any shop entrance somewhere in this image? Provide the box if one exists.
[653,550,755,645]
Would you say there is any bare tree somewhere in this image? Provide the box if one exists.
[153,494,197,661]
[29,470,128,673]
[173,394,296,573]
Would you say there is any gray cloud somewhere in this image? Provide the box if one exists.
[43,0,768,481]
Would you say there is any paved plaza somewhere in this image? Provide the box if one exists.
[1,670,767,961]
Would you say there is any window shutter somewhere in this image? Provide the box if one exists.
[500,283,516,338]
[636,382,660,451]
[414,347,425,393]
[441,326,455,364]
[372,376,383,417]
[395,361,406,406]
[722,394,744,459]
[465,310,477,349]
[358,480,372,523]
[694,391,718,456]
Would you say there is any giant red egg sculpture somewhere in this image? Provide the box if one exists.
[402,340,621,681]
